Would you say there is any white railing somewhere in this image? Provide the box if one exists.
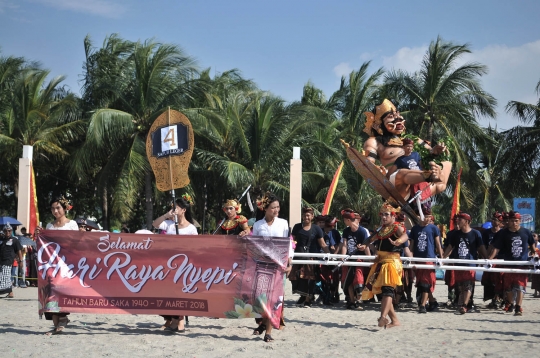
[291,253,540,274]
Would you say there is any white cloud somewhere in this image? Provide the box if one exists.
[0,0,18,13]
[382,45,427,73]
[359,51,380,62]
[32,0,126,18]
[333,62,353,78]
[379,40,540,130]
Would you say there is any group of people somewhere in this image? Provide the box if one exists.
[2,99,539,342]
[289,205,538,329]
[0,223,38,298]
[1,189,538,341]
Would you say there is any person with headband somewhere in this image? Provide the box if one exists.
[442,212,488,315]
[320,216,341,305]
[482,211,505,309]
[216,199,250,236]
[152,195,198,332]
[443,215,460,308]
[339,208,369,310]
[361,202,406,328]
[489,211,535,315]
[290,208,331,307]
[409,208,443,313]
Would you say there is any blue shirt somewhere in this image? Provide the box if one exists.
[410,223,440,258]
[322,229,341,253]
[394,151,422,170]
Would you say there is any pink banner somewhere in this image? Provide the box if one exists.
[37,231,289,328]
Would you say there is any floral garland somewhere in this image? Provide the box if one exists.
[181,193,193,205]
[403,134,453,167]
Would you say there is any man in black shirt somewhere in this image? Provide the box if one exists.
[489,211,535,316]
[443,212,488,314]
[1,223,23,298]
[338,209,369,309]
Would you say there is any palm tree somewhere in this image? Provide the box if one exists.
[334,62,384,147]
[383,36,497,174]
[503,79,540,211]
[0,68,84,198]
[473,127,513,223]
[73,37,199,227]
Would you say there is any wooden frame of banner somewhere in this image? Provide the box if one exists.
[146,109,194,191]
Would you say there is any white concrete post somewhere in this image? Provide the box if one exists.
[289,147,302,227]
[17,145,33,233]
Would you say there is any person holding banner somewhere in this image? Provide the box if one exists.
[38,195,78,335]
[152,196,197,332]
[152,195,198,235]
[252,192,292,342]
[489,211,535,316]
[216,199,250,236]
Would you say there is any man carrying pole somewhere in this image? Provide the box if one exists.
[489,211,535,316]
[442,212,488,314]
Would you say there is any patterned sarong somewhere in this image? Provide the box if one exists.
[0,265,12,295]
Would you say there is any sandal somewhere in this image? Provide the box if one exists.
[377,316,389,329]
[253,324,266,335]
[161,319,172,330]
[45,318,69,336]
[263,334,274,342]
[164,326,185,333]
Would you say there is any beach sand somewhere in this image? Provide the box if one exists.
[1,279,539,357]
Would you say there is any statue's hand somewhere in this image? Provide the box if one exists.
[431,142,448,156]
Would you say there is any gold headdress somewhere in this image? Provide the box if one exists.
[363,99,397,136]
[57,195,72,210]
[256,192,272,211]
[223,199,241,213]
[380,201,401,215]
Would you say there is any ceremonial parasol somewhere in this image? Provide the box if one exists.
[0,217,22,226]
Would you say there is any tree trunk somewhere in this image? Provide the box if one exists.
[145,171,153,230]
[101,186,109,231]
[428,116,434,144]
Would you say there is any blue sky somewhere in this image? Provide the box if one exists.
[1,0,539,130]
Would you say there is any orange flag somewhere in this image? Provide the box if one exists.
[29,164,39,235]
[449,168,462,230]
[322,161,343,215]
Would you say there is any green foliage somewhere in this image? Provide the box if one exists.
[1,37,538,230]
